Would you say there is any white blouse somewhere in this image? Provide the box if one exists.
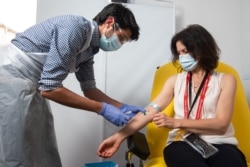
[167,71,238,146]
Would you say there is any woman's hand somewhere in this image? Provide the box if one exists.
[97,133,123,158]
[153,112,178,128]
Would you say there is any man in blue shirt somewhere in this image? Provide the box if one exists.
[0,3,144,167]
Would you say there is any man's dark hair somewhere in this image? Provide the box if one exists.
[93,3,140,40]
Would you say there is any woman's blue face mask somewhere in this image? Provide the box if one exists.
[179,53,198,71]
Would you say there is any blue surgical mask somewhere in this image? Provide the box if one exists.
[99,34,122,51]
[179,53,198,71]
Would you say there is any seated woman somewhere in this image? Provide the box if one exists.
[97,24,247,167]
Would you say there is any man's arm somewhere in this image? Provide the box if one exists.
[83,88,123,108]
[40,86,102,113]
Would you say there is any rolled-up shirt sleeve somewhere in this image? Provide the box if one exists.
[75,57,96,91]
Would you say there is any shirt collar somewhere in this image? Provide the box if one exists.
[90,20,100,48]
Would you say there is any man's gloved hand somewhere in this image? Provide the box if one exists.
[120,104,146,119]
[99,102,131,126]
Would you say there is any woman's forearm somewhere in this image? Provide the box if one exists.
[116,107,158,141]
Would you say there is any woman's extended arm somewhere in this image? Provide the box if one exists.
[97,75,176,158]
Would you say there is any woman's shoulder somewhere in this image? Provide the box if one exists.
[213,71,236,81]
[213,71,236,88]
[170,72,186,81]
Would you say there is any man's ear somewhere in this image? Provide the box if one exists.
[104,16,115,28]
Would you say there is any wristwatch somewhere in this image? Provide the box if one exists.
[148,102,161,112]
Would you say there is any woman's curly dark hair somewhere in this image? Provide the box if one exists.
[171,24,220,72]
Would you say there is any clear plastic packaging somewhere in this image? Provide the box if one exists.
[183,133,219,158]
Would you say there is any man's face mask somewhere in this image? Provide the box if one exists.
[179,53,198,71]
[100,23,122,51]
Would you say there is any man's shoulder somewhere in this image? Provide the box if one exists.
[48,14,86,22]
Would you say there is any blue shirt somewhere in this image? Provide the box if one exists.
[11,15,100,91]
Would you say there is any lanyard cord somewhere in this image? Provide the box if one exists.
[187,71,209,118]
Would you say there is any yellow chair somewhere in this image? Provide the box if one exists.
[144,61,250,167]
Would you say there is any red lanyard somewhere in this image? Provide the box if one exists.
[184,72,210,119]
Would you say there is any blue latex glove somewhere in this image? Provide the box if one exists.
[99,102,131,126]
[120,104,146,119]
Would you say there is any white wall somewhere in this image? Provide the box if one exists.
[0,0,37,32]
[241,0,250,102]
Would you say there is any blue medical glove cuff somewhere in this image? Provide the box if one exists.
[99,102,130,126]
[120,104,146,118]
